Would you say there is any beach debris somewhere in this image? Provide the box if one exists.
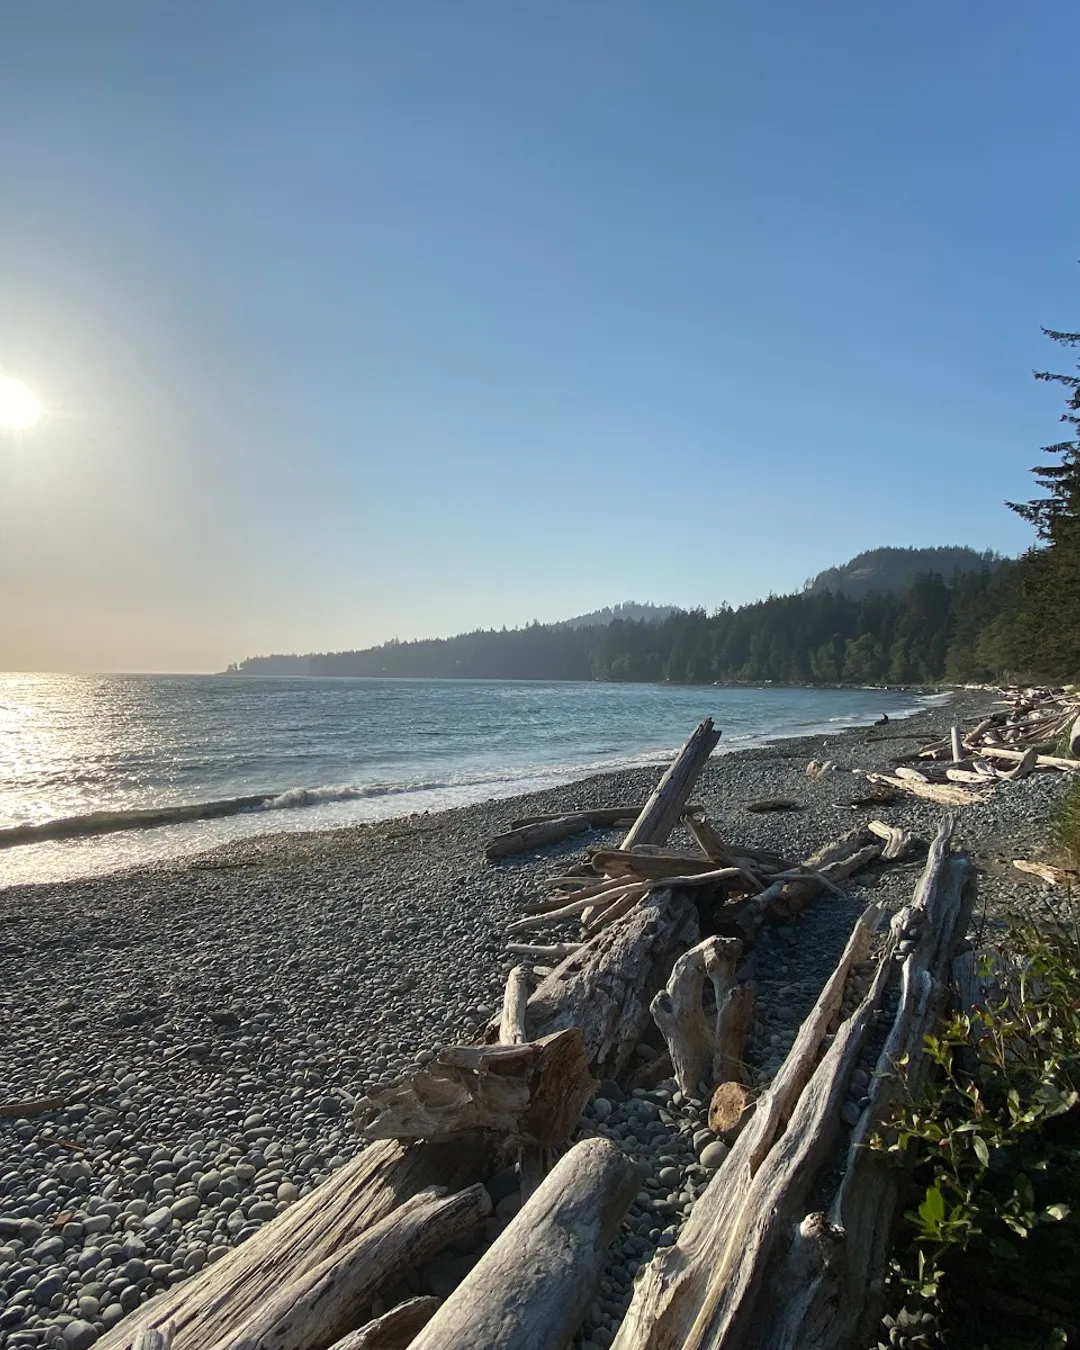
[620,717,722,850]
[612,819,975,1350]
[485,814,592,861]
[327,1297,440,1350]
[355,1030,596,1148]
[208,1185,489,1350]
[805,759,838,778]
[408,1139,638,1350]
[0,1095,67,1119]
[866,819,920,861]
[864,771,984,807]
[1011,858,1076,886]
[508,807,643,830]
[743,798,801,813]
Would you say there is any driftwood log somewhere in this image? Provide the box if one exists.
[0,1096,67,1119]
[682,809,791,872]
[498,966,532,1043]
[508,807,642,830]
[506,883,645,936]
[611,903,886,1350]
[650,937,742,1095]
[504,942,581,961]
[732,829,882,934]
[620,718,721,850]
[614,820,975,1350]
[408,1139,638,1350]
[522,889,700,1078]
[354,1030,596,1148]
[325,1298,440,1350]
[590,849,720,881]
[97,1140,491,1350]
[866,819,919,861]
[758,820,976,1349]
[214,1185,489,1350]
[485,815,591,861]
[866,772,983,806]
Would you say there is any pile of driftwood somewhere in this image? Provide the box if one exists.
[856,687,1080,809]
[99,719,983,1350]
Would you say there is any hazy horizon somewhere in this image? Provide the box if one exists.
[2,2,1077,673]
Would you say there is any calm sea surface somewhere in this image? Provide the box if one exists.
[0,675,932,887]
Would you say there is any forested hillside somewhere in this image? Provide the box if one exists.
[229,310,1079,688]
[805,546,1001,598]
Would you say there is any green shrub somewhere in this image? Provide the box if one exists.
[876,903,1080,1348]
[1050,779,1080,871]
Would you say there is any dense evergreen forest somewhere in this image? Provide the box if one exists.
[230,316,1080,688]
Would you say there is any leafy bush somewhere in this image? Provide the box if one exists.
[876,903,1080,1348]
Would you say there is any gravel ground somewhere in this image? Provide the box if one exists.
[0,690,1072,1350]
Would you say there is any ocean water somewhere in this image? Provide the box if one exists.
[0,674,929,887]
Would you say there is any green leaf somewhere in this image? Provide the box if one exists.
[1043,1203,1071,1222]
[973,1135,990,1167]
[919,1184,946,1229]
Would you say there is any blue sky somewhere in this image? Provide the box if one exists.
[1,1,1077,671]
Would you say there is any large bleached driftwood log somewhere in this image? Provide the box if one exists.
[615,821,975,1350]
[408,1139,638,1350]
[758,820,976,1350]
[611,903,885,1350]
[524,889,700,1078]
[213,1185,489,1350]
[620,718,721,850]
[97,1140,489,1350]
[485,815,592,861]
[354,1030,596,1149]
[980,744,1080,772]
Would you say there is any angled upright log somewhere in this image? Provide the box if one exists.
[620,718,721,850]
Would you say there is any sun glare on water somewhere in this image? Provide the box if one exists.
[0,376,42,430]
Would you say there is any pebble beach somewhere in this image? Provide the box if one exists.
[0,690,1070,1350]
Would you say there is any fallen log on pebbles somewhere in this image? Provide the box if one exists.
[212,1185,489,1350]
[611,902,887,1350]
[865,771,984,807]
[96,1139,492,1350]
[409,1139,638,1350]
[508,807,643,830]
[484,815,592,861]
[612,817,975,1350]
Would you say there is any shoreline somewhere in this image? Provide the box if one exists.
[1,686,1071,1350]
[0,684,944,889]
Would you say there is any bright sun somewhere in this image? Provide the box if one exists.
[0,376,42,431]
